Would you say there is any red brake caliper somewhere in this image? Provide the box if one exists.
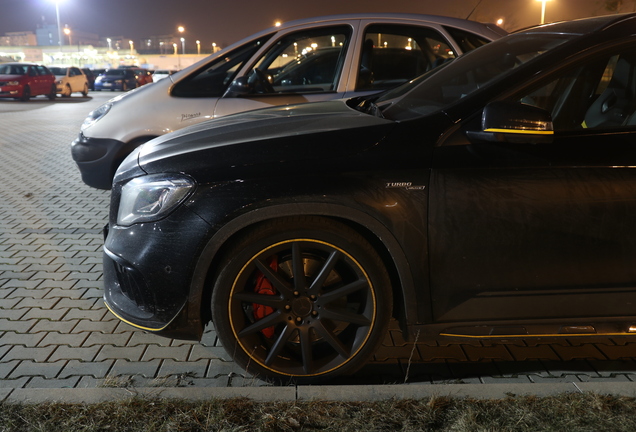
[253,256,278,338]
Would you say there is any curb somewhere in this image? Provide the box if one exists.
[4,382,636,404]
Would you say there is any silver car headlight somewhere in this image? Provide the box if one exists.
[117,174,195,226]
[81,103,112,131]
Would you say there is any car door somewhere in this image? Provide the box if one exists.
[25,66,41,94]
[213,24,354,117]
[342,21,473,99]
[428,44,636,325]
[68,67,82,91]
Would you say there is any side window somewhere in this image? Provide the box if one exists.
[515,52,636,131]
[37,66,49,76]
[356,24,455,91]
[172,35,272,98]
[249,26,351,94]
[28,67,37,77]
[442,27,491,54]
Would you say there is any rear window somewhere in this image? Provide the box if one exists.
[105,70,125,76]
[0,64,27,75]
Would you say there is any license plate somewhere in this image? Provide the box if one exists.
[103,83,111,87]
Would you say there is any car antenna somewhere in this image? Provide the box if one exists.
[466,0,484,20]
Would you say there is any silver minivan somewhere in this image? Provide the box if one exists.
[72,13,506,189]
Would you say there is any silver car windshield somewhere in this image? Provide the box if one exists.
[379,33,576,121]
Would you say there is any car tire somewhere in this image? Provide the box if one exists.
[81,83,88,97]
[20,85,31,102]
[62,84,71,97]
[47,84,56,101]
[211,216,392,384]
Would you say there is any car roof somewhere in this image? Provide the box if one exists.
[1,62,40,66]
[516,12,636,36]
[267,13,507,38]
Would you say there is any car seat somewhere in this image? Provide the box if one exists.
[583,55,636,129]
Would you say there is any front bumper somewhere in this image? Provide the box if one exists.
[102,201,213,340]
[71,133,135,190]
[0,85,21,97]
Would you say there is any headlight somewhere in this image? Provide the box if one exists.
[57,79,63,84]
[117,174,195,226]
[7,81,19,86]
[81,103,112,130]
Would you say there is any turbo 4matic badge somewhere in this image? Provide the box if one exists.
[385,182,426,190]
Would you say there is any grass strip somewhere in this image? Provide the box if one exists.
[1,392,636,431]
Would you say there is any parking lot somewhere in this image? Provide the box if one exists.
[2,91,636,399]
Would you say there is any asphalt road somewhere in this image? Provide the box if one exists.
[2,90,636,401]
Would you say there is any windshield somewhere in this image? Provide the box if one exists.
[379,33,575,121]
[49,67,67,75]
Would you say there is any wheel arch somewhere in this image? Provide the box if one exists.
[190,203,418,337]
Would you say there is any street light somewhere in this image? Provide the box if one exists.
[177,26,185,53]
[536,0,551,24]
[129,40,134,56]
[51,0,65,48]
[173,43,177,55]
[63,26,71,46]
[107,38,112,51]
[196,40,200,55]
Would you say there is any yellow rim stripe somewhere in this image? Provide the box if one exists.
[104,301,170,332]
[484,128,554,135]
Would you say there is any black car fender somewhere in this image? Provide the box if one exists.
[187,202,419,336]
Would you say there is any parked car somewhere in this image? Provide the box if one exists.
[103,13,636,383]
[152,69,177,81]
[48,66,89,97]
[0,63,56,101]
[72,13,506,189]
[93,68,138,92]
[81,68,96,90]
[134,68,153,86]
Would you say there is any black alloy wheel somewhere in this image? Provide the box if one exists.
[20,85,31,102]
[211,217,392,383]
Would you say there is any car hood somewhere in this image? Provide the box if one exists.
[116,99,396,183]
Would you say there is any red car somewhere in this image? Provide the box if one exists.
[133,69,153,87]
[0,63,57,101]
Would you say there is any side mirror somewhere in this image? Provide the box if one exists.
[223,76,251,98]
[467,101,554,144]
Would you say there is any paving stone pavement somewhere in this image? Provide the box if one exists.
[2,93,636,399]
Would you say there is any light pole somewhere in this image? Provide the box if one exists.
[107,38,112,51]
[196,40,200,55]
[52,0,64,48]
[129,40,134,56]
[536,0,551,25]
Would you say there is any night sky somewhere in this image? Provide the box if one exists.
[0,0,631,49]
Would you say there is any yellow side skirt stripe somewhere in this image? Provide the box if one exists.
[484,128,554,135]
